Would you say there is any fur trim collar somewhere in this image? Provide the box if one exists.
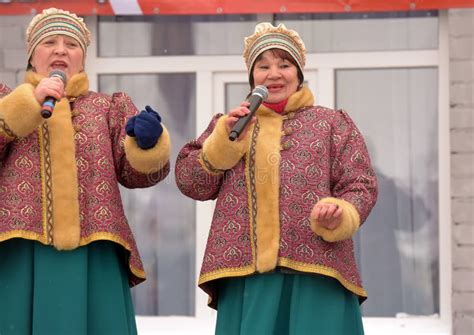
[283,86,314,113]
[25,71,89,250]
[25,71,89,98]
[251,86,314,272]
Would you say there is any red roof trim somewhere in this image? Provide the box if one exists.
[0,0,472,16]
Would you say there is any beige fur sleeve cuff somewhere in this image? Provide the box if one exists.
[124,125,171,174]
[310,197,361,242]
[0,83,43,138]
[201,115,251,171]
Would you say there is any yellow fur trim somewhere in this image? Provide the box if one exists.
[65,72,89,97]
[202,116,251,171]
[253,106,283,272]
[284,86,314,112]
[23,70,89,250]
[310,197,361,242]
[0,83,43,137]
[48,98,81,249]
[25,71,89,98]
[124,126,171,174]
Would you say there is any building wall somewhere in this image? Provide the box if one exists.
[0,15,29,87]
[449,8,474,335]
[0,8,473,334]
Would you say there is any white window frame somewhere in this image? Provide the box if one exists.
[84,10,451,335]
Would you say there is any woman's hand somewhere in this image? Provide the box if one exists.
[310,202,343,230]
[225,101,256,141]
[34,76,65,105]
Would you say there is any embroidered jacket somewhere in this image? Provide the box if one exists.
[175,87,377,308]
[0,73,171,286]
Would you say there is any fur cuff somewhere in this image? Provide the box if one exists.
[125,125,171,174]
[202,115,251,171]
[310,197,360,242]
[0,83,43,137]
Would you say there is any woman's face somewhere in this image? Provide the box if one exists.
[252,50,299,104]
[30,35,84,80]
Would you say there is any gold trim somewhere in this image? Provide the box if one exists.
[277,258,367,297]
[0,230,48,245]
[198,150,225,175]
[197,258,367,307]
[0,232,146,281]
[246,121,259,266]
[79,232,146,280]
[198,265,255,285]
[38,124,53,244]
[0,117,17,140]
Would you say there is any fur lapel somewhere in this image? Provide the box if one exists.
[251,86,314,272]
[26,71,89,250]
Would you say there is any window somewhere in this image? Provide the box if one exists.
[337,68,439,316]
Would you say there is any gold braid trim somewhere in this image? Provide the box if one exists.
[277,258,367,298]
[0,117,17,140]
[39,123,54,244]
[246,120,259,269]
[0,231,145,282]
[0,230,48,245]
[197,259,367,308]
[198,265,256,286]
[79,232,146,280]
[198,150,225,175]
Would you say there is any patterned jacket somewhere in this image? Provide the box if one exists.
[175,87,377,308]
[0,72,170,286]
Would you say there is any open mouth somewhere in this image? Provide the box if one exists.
[50,61,68,70]
[267,84,284,91]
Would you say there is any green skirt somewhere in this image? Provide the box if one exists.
[215,270,365,335]
[0,238,137,335]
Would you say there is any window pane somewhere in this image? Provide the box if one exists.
[336,68,439,316]
[99,73,196,316]
[98,15,257,57]
[276,11,438,52]
[225,83,249,111]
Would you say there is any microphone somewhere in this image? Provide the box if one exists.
[40,70,67,119]
[229,85,268,141]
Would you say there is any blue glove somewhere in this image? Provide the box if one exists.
[125,105,163,149]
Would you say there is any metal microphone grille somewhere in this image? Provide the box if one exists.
[253,85,268,102]
[49,70,67,85]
